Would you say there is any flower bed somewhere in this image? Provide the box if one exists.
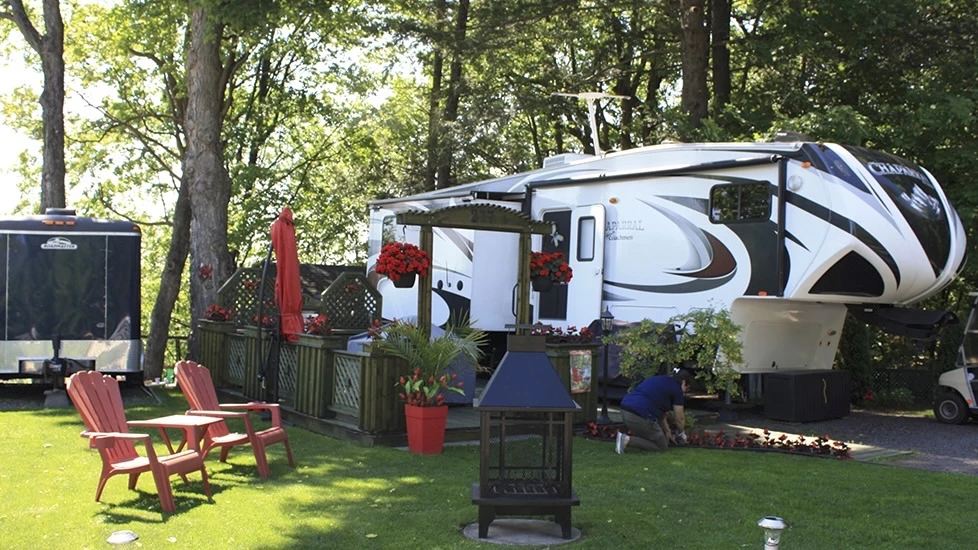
[687,429,851,459]
[580,422,852,459]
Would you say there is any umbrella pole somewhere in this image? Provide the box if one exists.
[257,241,274,403]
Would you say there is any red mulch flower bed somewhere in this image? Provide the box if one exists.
[580,422,851,459]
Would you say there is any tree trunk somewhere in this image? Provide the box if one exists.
[711,0,731,112]
[680,0,710,132]
[185,6,233,360]
[6,0,66,212]
[424,0,448,191]
[142,176,192,379]
[435,0,469,189]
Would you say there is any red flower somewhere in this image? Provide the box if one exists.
[375,242,431,282]
[529,323,593,344]
[529,251,573,284]
[204,304,231,322]
[303,314,332,336]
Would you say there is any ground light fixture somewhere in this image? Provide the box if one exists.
[757,516,787,549]
[107,530,138,545]
[597,308,614,424]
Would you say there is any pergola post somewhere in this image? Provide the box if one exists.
[417,225,434,337]
[516,232,532,332]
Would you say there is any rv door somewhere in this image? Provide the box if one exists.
[566,205,605,327]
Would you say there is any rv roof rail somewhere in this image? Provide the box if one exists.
[44,208,77,216]
[529,155,785,189]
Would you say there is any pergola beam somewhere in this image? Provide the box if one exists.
[395,204,554,336]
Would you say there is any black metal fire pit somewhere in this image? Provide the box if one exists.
[472,334,580,539]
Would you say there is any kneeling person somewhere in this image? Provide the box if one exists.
[615,370,692,454]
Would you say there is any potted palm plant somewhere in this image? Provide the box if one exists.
[373,317,487,454]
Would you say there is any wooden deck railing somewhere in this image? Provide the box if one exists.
[198,321,408,433]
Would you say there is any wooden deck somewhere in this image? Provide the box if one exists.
[215,385,618,448]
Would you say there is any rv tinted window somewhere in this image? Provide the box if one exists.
[382,216,397,245]
[709,183,771,223]
[577,216,595,261]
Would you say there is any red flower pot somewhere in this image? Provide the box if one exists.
[404,404,449,455]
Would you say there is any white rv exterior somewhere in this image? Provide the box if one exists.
[367,142,966,374]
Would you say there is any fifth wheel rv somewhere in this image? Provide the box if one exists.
[366,141,966,380]
[0,209,142,384]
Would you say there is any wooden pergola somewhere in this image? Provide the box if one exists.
[395,204,554,335]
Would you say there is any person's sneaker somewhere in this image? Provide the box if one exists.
[615,432,629,454]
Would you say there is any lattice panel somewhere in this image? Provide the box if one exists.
[277,345,297,400]
[227,335,246,386]
[217,267,278,327]
[332,353,361,413]
[319,272,382,330]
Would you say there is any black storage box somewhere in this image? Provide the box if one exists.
[763,370,850,422]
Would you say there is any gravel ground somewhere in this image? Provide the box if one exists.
[706,406,978,476]
[0,383,159,410]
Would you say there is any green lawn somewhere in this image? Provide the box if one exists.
[0,389,973,549]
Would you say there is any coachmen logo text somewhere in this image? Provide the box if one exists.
[40,237,78,250]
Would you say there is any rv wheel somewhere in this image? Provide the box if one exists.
[933,391,969,424]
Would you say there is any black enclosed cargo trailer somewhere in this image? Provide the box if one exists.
[0,209,142,383]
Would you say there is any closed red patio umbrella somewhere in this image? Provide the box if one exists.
[271,207,303,343]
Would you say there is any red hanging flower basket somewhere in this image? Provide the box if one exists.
[376,242,431,285]
[529,251,573,288]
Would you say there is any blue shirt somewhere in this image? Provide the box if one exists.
[620,375,684,421]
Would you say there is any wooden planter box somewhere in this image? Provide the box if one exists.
[359,350,409,433]
[197,319,238,386]
[546,343,600,424]
[330,349,409,433]
[240,327,273,400]
[290,334,348,418]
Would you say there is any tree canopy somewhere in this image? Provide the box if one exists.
[1,0,976,377]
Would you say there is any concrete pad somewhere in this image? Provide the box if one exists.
[462,519,581,546]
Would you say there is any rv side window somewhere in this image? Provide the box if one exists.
[382,216,397,245]
[709,182,771,223]
[577,216,596,261]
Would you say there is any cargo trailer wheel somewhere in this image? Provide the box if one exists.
[934,391,969,424]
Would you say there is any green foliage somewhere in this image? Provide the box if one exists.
[2,0,978,387]
[836,313,874,398]
[607,306,744,398]
[373,316,488,380]
[874,387,915,409]
[768,106,875,145]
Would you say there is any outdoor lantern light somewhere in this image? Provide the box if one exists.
[598,308,614,425]
[757,516,787,549]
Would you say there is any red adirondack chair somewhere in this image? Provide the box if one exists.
[175,360,295,478]
[66,371,212,513]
